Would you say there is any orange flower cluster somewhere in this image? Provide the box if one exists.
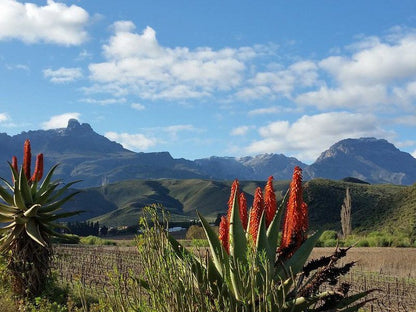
[219,176,278,252]
[279,166,308,258]
[220,180,248,253]
[11,139,43,184]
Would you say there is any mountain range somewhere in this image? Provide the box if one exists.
[0,119,415,186]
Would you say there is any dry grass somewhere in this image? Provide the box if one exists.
[309,247,416,278]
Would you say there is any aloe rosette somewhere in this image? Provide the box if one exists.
[166,167,374,311]
[0,139,82,297]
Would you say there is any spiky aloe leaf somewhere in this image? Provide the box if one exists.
[0,215,14,223]
[36,183,59,204]
[229,188,248,301]
[38,191,81,214]
[13,172,26,210]
[37,164,59,195]
[40,210,84,222]
[0,225,24,253]
[336,298,378,312]
[282,291,336,311]
[0,202,19,214]
[197,211,229,278]
[18,167,33,204]
[276,229,323,279]
[335,289,378,310]
[25,219,47,247]
[0,183,13,205]
[256,212,274,266]
[46,180,81,203]
[23,204,41,218]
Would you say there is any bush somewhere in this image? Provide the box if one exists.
[356,239,370,247]
[185,225,206,240]
[52,234,80,244]
[80,236,116,246]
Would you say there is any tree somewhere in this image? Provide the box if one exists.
[340,187,352,238]
[0,140,81,298]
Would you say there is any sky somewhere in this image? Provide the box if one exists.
[1,0,416,164]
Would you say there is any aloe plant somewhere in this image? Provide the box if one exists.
[0,140,82,297]
[165,167,375,311]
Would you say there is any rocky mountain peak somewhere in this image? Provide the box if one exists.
[64,119,94,135]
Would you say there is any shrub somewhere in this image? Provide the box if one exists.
[80,236,116,246]
[185,224,206,240]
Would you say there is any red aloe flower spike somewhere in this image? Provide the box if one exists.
[31,153,44,182]
[11,156,18,183]
[279,166,308,258]
[218,216,229,254]
[227,179,240,223]
[264,176,276,228]
[23,139,32,182]
[239,192,248,231]
[248,187,264,245]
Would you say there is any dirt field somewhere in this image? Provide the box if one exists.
[309,247,416,278]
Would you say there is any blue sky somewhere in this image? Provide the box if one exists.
[1,0,416,163]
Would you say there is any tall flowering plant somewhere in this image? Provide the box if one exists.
[0,140,81,297]
[165,166,374,311]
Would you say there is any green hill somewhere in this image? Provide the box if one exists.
[64,178,416,238]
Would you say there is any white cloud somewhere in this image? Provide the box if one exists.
[105,132,157,151]
[296,84,388,110]
[245,112,392,163]
[88,22,272,100]
[43,67,83,83]
[248,107,280,116]
[231,126,251,136]
[320,34,416,85]
[296,31,416,111]
[236,60,319,100]
[0,0,89,45]
[81,97,126,105]
[42,113,81,129]
[0,113,9,123]
[131,103,145,111]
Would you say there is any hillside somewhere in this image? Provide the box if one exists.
[62,178,416,238]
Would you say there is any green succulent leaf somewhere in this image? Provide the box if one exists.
[38,191,81,214]
[0,202,19,214]
[13,178,26,211]
[197,211,229,278]
[47,180,81,203]
[18,167,33,204]
[25,219,47,247]
[0,183,14,205]
[0,225,24,253]
[335,289,378,309]
[228,188,248,300]
[38,164,59,194]
[282,291,335,311]
[41,210,84,222]
[276,229,323,279]
[256,212,274,266]
[23,204,41,218]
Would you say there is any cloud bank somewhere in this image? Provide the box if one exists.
[0,0,89,45]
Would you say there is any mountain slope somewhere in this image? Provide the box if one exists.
[305,138,416,184]
[62,178,416,238]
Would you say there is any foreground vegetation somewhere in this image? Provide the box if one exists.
[1,141,414,311]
